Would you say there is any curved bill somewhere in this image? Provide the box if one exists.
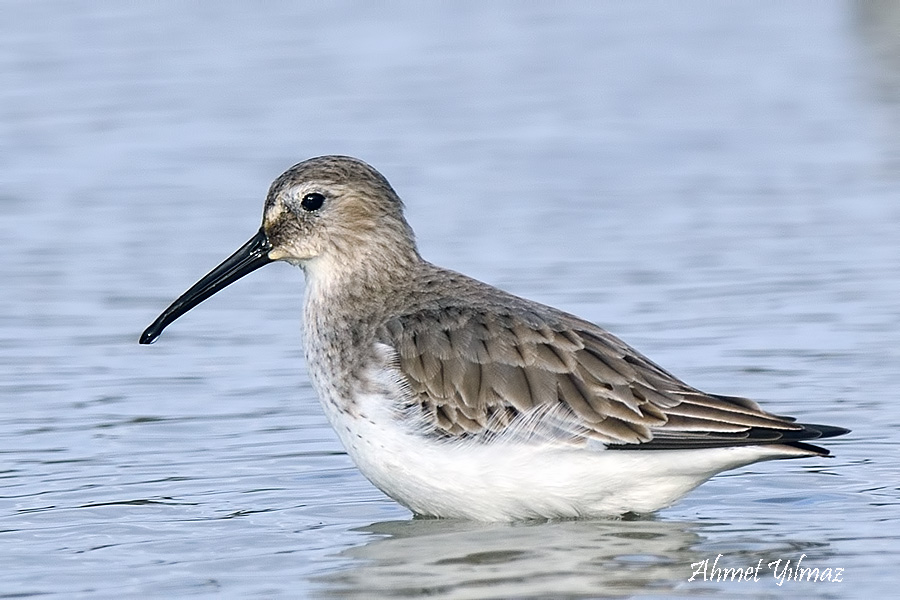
[139,228,272,344]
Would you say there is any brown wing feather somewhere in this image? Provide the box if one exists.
[377,305,807,448]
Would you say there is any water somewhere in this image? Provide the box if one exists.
[2,1,898,597]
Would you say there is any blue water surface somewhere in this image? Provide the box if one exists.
[1,2,898,598]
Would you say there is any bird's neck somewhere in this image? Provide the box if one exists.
[303,240,419,296]
[299,247,421,412]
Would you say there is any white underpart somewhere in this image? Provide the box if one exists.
[312,344,808,521]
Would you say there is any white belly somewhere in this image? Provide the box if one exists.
[317,386,796,520]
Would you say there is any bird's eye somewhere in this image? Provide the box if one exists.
[300,192,325,212]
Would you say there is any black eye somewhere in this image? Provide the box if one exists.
[300,192,325,212]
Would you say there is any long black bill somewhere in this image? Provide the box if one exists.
[139,228,273,344]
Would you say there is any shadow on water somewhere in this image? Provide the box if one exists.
[312,516,833,598]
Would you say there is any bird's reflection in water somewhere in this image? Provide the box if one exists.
[313,516,701,598]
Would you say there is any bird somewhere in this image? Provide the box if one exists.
[140,155,849,521]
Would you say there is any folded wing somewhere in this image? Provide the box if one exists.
[377,304,846,453]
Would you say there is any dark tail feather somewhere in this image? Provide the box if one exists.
[801,423,851,439]
[612,422,850,453]
[781,423,851,457]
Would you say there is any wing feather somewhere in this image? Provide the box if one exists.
[377,304,812,449]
